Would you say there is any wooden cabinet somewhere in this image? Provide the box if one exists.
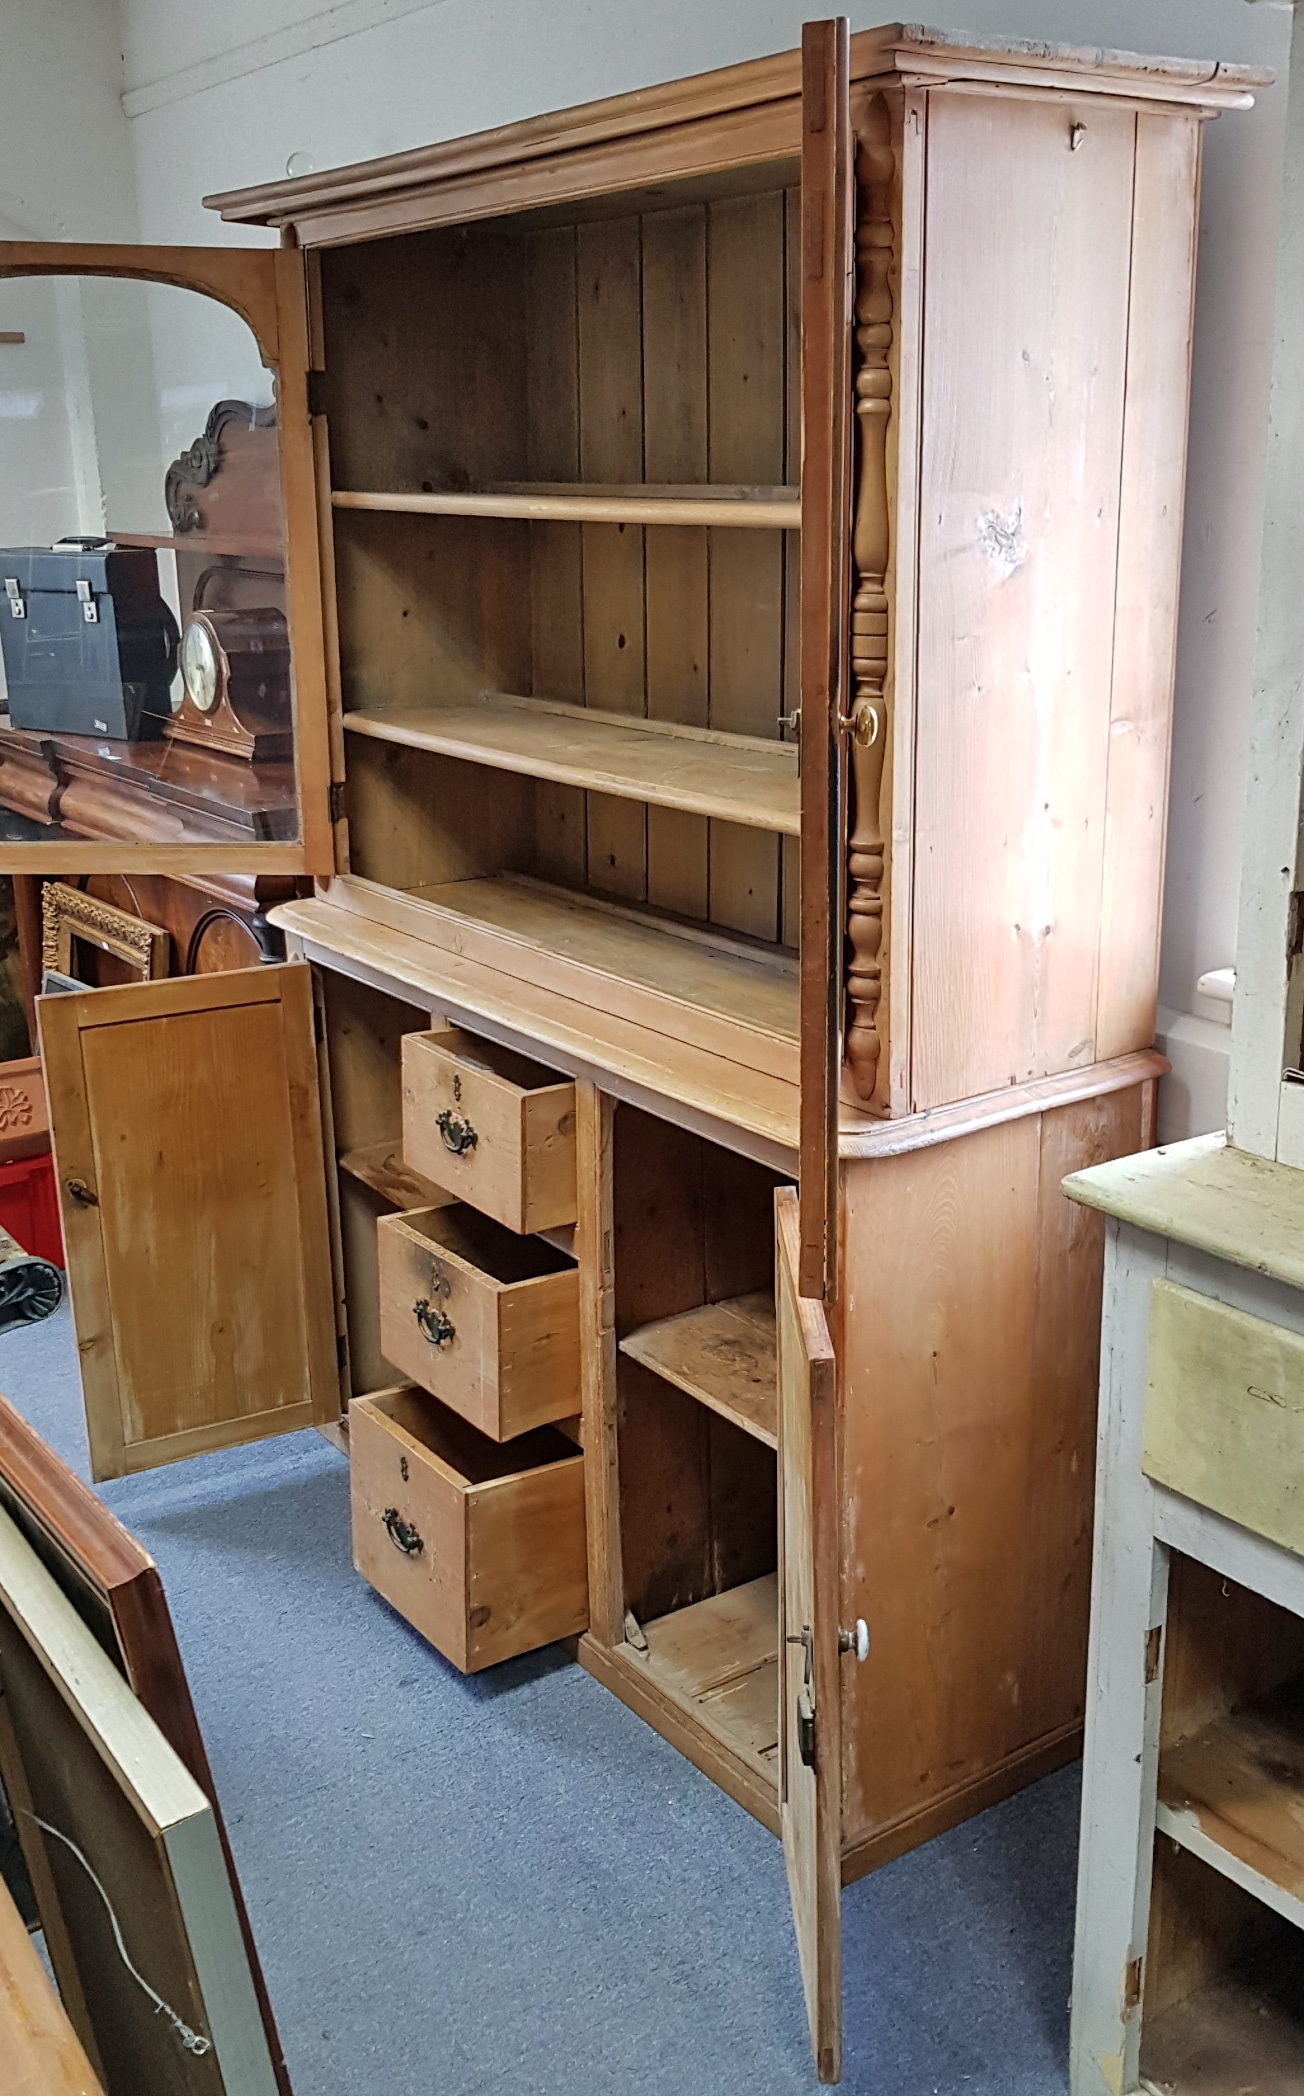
[29,23,1271,2083]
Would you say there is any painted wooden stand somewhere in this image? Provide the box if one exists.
[1069,9,1304,2083]
[1065,1138,1304,2092]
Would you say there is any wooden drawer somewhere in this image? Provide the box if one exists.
[350,1384,588,1671]
[402,1027,576,1234]
[1144,1279,1304,1556]
[377,1202,579,1439]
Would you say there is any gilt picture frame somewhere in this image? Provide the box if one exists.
[40,883,169,984]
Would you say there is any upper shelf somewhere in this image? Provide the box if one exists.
[620,1293,777,1449]
[343,690,799,835]
[331,483,801,529]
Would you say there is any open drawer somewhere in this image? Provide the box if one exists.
[402,1027,577,1234]
[377,1203,580,1439]
[349,1384,588,1671]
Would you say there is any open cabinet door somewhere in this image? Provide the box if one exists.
[798,19,854,1302]
[37,964,339,1481]
[0,242,333,873]
[776,1186,842,2082]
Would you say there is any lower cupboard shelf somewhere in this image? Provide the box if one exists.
[349,1384,588,1672]
[1140,1936,1304,2094]
[1156,1676,1304,1930]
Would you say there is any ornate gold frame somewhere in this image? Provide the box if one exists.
[40,883,169,982]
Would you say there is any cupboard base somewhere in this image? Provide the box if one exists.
[577,1630,781,1838]
[840,1721,1083,1886]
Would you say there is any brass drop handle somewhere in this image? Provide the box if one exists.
[836,703,880,748]
[839,1619,870,1663]
[64,1179,98,1209]
[383,1507,424,1557]
[414,1298,455,1348]
[436,1108,478,1157]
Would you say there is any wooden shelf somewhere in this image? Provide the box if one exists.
[338,1139,450,1212]
[108,530,283,561]
[621,1293,777,1448]
[1156,1679,1304,1930]
[272,876,805,1161]
[343,691,798,836]
[331,482,800,529]
[627,1574,779,1785]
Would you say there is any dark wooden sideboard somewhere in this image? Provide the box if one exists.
[0,727,298,848]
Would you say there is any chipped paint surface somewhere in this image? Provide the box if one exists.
[976,503,1027,577]
[1096,2047,1125,2096]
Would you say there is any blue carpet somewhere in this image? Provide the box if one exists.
[0,1300,1077,2095]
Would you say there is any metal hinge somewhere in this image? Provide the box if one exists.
[1144,1624,1162,1685]
[1123,1955,1143,2014]
[787,1625,817,1769]
[307,368,328,418]
[1287,891,1304,962]
[329,779,347,825]
[4,578,25,619]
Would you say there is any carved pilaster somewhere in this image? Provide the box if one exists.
[845,97,894,1104]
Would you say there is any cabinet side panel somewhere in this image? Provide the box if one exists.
[1095,113,1201,1061]
[838,1082,1145,1853]
[838,1118,1040,1839]
[1019,1084,1142,1743]
[910,91,1135,1108]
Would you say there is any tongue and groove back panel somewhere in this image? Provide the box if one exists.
[320,188,801,948]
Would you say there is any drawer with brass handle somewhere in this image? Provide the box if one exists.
[350,1383,588,1672]
[376,1202,579,1440]
[402,1027,576,1234]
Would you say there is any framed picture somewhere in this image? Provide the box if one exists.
[40,883,169,984]
[0,1497,283,2096]
[0,1397,288,2093]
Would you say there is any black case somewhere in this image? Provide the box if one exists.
[0,545,179,740]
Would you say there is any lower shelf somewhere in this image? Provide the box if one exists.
[635,1574,779,1781]
[1141,1943,1304,2094]
[338,1139,450,1212]
[578,1575,780,1835]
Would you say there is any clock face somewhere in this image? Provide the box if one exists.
[180,617,221,715]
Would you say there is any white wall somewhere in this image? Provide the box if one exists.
[0,0,136,244]
[10,0,1296,1134]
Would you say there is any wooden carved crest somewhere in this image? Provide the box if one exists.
[165,401,277,537]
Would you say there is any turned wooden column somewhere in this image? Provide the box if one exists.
[844,97,894,1105]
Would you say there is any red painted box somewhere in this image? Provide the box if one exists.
[0,1152,63,1268]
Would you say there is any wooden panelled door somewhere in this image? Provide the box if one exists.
[776,1187,842,2081]
[797,17,854,1304]
[38,965,339,1481]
